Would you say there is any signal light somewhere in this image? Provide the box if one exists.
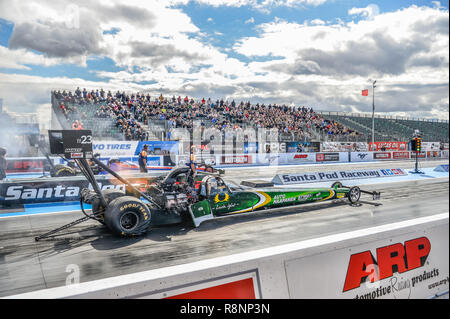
[411,138,422,152]
[416,138,422,152]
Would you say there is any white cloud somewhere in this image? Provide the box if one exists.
[348,4,380,20]
[0,1,448,120]
[310,18,325,25]
[245,17,255,24]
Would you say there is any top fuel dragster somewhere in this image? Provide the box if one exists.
[35,131,381,241]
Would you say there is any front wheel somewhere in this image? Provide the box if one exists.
[104,196,152,236]
[348,186,361,204]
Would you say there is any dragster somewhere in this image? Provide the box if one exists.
[34,130,381,241]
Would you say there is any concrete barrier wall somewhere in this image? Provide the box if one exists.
[6,150,448,174]
[6,213,448,299]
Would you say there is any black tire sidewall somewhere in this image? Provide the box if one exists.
[92,189,125,218]
[348,186,361,203]
[54,164,76,177]
[104,196,151,236]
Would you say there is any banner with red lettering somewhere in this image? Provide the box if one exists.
[369,142,408,152]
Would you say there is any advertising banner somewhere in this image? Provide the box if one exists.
[273,168,407,185]
[422,142,441,151]
[135,141,179,156]
[392,151,410,160]
[410,151,426,159]
[426,151,441,158]
[373,152,392,160]
[93,141,139,157]
[176,154,217,166]
[6,157,57,173]
[350,152,374,162]
[0,176,130,206]
[322,142,369,152]
[281,153,316,164]
[220,155,253,165]
[254,153,282,165]
[369,142,408,151]
[286,142,320,153]
[284,223,449,299]
[315,152,348,163]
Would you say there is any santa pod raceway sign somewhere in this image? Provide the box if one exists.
[272,168,407,185]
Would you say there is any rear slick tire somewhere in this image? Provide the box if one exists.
[104,196,151,237]
[92,189,126,220]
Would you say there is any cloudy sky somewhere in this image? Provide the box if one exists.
[0,0,448,128]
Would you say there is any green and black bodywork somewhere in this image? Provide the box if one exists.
[188,177,376,227]
[35,162,380,241]
[34,131,380,240]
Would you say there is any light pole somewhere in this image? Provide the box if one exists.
[371,80,377,148]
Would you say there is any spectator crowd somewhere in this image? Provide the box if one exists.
[53,88,363,142]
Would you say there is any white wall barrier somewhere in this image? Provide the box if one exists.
[350,152,374,162]
[6,150,450,174]
[6,213,448,299]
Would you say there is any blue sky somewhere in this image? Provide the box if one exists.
[0,0,448,122]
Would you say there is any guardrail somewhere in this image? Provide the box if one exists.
[5,213,448,299]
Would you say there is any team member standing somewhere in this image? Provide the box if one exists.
[138,144,149,173]
[187,145,197,186]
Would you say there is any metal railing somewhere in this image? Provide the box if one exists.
[318,111,449,123]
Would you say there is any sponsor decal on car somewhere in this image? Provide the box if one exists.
[214,192,230,203]
[70,152,83,158]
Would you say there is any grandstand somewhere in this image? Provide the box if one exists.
[320,112,449,142]
[50,89,449,144]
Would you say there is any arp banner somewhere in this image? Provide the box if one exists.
[284,220,449,298]
[369,142,408,152]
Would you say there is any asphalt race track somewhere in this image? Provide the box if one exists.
[0,159,448,297]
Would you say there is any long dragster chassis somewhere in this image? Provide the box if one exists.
[34,156,381,241]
